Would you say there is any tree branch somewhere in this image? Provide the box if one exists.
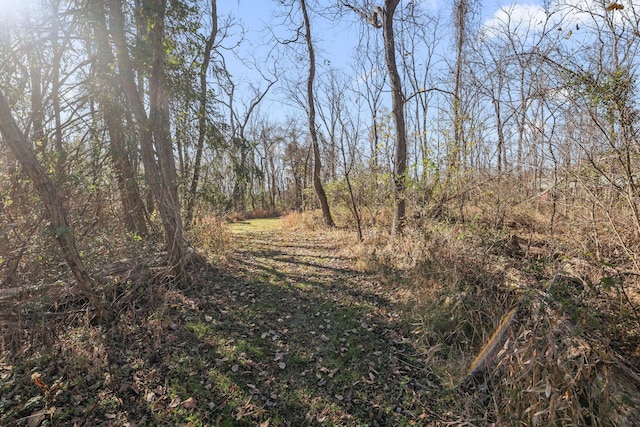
[342,2,382,28]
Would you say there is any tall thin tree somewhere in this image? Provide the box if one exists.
[185,0,217,227]
[108,0,185,273]
[300,0,335,227]
[451,0,469,175]
[345,0,407,234]
[92,1,148,236]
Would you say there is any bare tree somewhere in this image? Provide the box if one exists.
[344,0,408,234]
[220,56,278,212]
[549,1,640,262]
[397,7,442,191]
[450,0,470,175]
[299,0,335,227]
[352,27,386,173]
[317,69,364,239]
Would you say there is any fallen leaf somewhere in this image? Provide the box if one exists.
[545,384,552,398]
[183,397,197,408]
[260,420,270,427]
[27,407,56,427]
[28,414,45,427]
[169,396,181,408]
[606,2,624,11]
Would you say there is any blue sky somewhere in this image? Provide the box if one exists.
[217,1,546,65]
[215,0,546,123]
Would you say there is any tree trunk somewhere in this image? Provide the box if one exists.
[29,49,46,154]
[269,155,277,208]
[516,67,527,177]
[494,97,506,173]
[0,90,110,320]
[109,0,184,273]
[186,0,217,227]
[92,2,148,236]
[51,3,66,182]
[382,0,407,235]
[451,0,468,177]
[146,0,185,271]
[300,0,334,227]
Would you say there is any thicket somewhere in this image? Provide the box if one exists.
[300,170,640,425]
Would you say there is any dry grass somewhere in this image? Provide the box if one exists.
[281,188,640,425]
[186,213,231,262]
[2,173,639,425]
[280,210,320,231]
[226,208,282,222]
[488,297,614,426]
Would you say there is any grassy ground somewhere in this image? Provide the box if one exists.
[0,219,443,426]
[227,218,282,234]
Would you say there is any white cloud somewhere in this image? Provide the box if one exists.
[482,0,638,39]
[482,3,552,38]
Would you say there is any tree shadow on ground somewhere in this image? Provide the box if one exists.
[0,228,443,426]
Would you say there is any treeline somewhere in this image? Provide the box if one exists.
[1,0,639,306]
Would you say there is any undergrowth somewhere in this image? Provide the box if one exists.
[1,194,639,425]
[284,199,640,425]
[186,213,231,262]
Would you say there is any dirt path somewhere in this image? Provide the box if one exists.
[0,219,445,426]
[188,219,441,425]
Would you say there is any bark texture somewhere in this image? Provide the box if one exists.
[382,0,408,235]
[108,0,185,273]
[92,2,148,236]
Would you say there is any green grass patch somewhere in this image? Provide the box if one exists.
[227,218,282,234]
[294,281,312,290]
[186,321,214,340]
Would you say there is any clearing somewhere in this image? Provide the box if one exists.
[1,218,444,426]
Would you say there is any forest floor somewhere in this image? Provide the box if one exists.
[1,218,449,426]
[3,215,640,426]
